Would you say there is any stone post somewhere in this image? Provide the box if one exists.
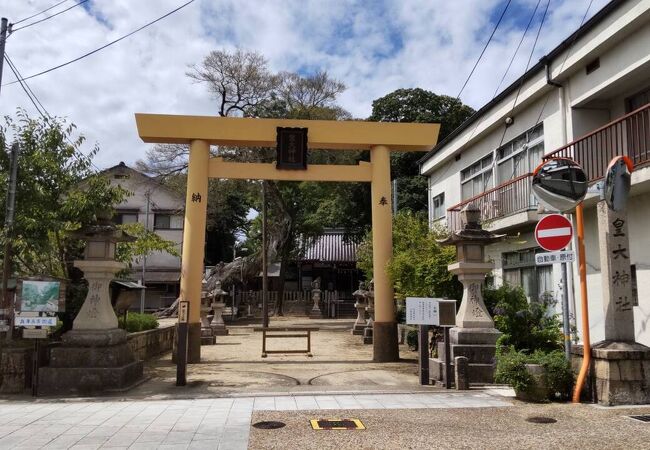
[597,201,635,341]
[588,200,650,405]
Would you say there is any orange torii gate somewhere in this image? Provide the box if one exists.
[135,114,440,363]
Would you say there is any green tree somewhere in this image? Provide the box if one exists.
[368,88,474,212]
[357,211,462,300]
[0,111,127,330]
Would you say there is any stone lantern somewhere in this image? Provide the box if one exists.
[351,281,368,336]
[363,280,375,345]
[39,215,144,395]
[210,281,229,336]
[200,283,215,345]
[309,277,322,319]
[432,203,505,384]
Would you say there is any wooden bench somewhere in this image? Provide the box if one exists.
[254,327,319,358]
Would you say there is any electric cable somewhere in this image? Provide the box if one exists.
[455,0,512,101]
[4,53,102,171]
[12,0,69,26]
[11,0,90,33]
[3,0,196,87]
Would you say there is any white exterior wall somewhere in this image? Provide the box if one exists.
[423,0,650,345]
[106,165,184,274]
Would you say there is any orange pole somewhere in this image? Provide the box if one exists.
[572,202,591,403]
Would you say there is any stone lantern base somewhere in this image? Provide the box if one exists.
[39,328,143,396]
[430,327,501,385]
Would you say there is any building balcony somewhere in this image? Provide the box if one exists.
[446,102,650,232]
[446,173,538,232]
[545,103,650,181]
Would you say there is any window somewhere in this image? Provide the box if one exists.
[154,214,171,229]
[154,214,183,230]
[460,154,493,200]
[496,124,544,184]
[432,193,445,220]
[114,212,138,225]
[502,248,553,302]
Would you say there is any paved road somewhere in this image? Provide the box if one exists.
[0,391,510,449]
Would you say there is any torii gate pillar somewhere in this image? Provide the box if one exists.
[370,145,398,361]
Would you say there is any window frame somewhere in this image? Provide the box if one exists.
[432,193,445,220]
[460,154,493,200]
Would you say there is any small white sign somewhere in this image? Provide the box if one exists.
[15,315,57,327]
[178,301,189,323]
[535,250,576,266]
[406,297,442,325]
[23,328,48,339]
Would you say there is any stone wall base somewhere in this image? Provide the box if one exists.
[572,341,650,406]
[38,328,143,396]
[429,327,501,385]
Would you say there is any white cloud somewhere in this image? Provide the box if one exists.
[1,0,608,169]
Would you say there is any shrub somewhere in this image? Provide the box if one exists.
[495,347,574,401]
[406,328,419,350]
[118,312,159,333]
[485,285,563,354]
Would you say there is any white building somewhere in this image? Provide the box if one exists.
[420,0,650,345]
[103,162,184,310]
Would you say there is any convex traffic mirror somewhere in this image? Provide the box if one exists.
[604,156,633,211]
[532,158,588,213]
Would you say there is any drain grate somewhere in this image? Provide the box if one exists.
[253,421,286,430]
[629,415,650,423]
[310,419,366,430]
[525,416,557,424]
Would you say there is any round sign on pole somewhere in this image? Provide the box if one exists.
[535,214,573,251]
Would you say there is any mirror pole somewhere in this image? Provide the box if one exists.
[572,202,591,403]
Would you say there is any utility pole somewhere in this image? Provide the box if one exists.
[0,18,9,95]
[140,190,151,314]
[261,182,269,328]
[2,143,20,340]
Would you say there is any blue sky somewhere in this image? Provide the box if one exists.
[1,0,609,168]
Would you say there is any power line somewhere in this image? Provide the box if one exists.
[4,53,102,172]
[3,0,196,87]
[455,0,512,101]
[12,0,90,33]
[12,0,69,26]
[493,0,541,98]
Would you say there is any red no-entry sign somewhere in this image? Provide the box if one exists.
[535,214,573,251]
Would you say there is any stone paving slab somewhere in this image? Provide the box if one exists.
[0,391,511,449]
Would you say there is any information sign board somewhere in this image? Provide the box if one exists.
[406,297,440,325]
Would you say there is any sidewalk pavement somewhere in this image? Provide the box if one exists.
[0,391,511,449]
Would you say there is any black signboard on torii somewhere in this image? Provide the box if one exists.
[276,127,308,170]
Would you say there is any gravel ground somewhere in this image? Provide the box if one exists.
[248,402,650,449]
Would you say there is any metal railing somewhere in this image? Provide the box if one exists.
[544,103,650,180]
[445,103,650,231]
[446,173,536,231]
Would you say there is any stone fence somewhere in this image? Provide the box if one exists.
[0,324,175,394]
[126,324,175,361]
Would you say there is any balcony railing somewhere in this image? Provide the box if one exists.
[544,102,650,180]
[445,103,650,231]
[446,173,536,231]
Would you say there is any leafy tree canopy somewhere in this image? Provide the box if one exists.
[368,88,474,213]
[357,211,461,300]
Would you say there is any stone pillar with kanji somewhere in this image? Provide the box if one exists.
[597,201,635,341]
[588,200,650,405]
